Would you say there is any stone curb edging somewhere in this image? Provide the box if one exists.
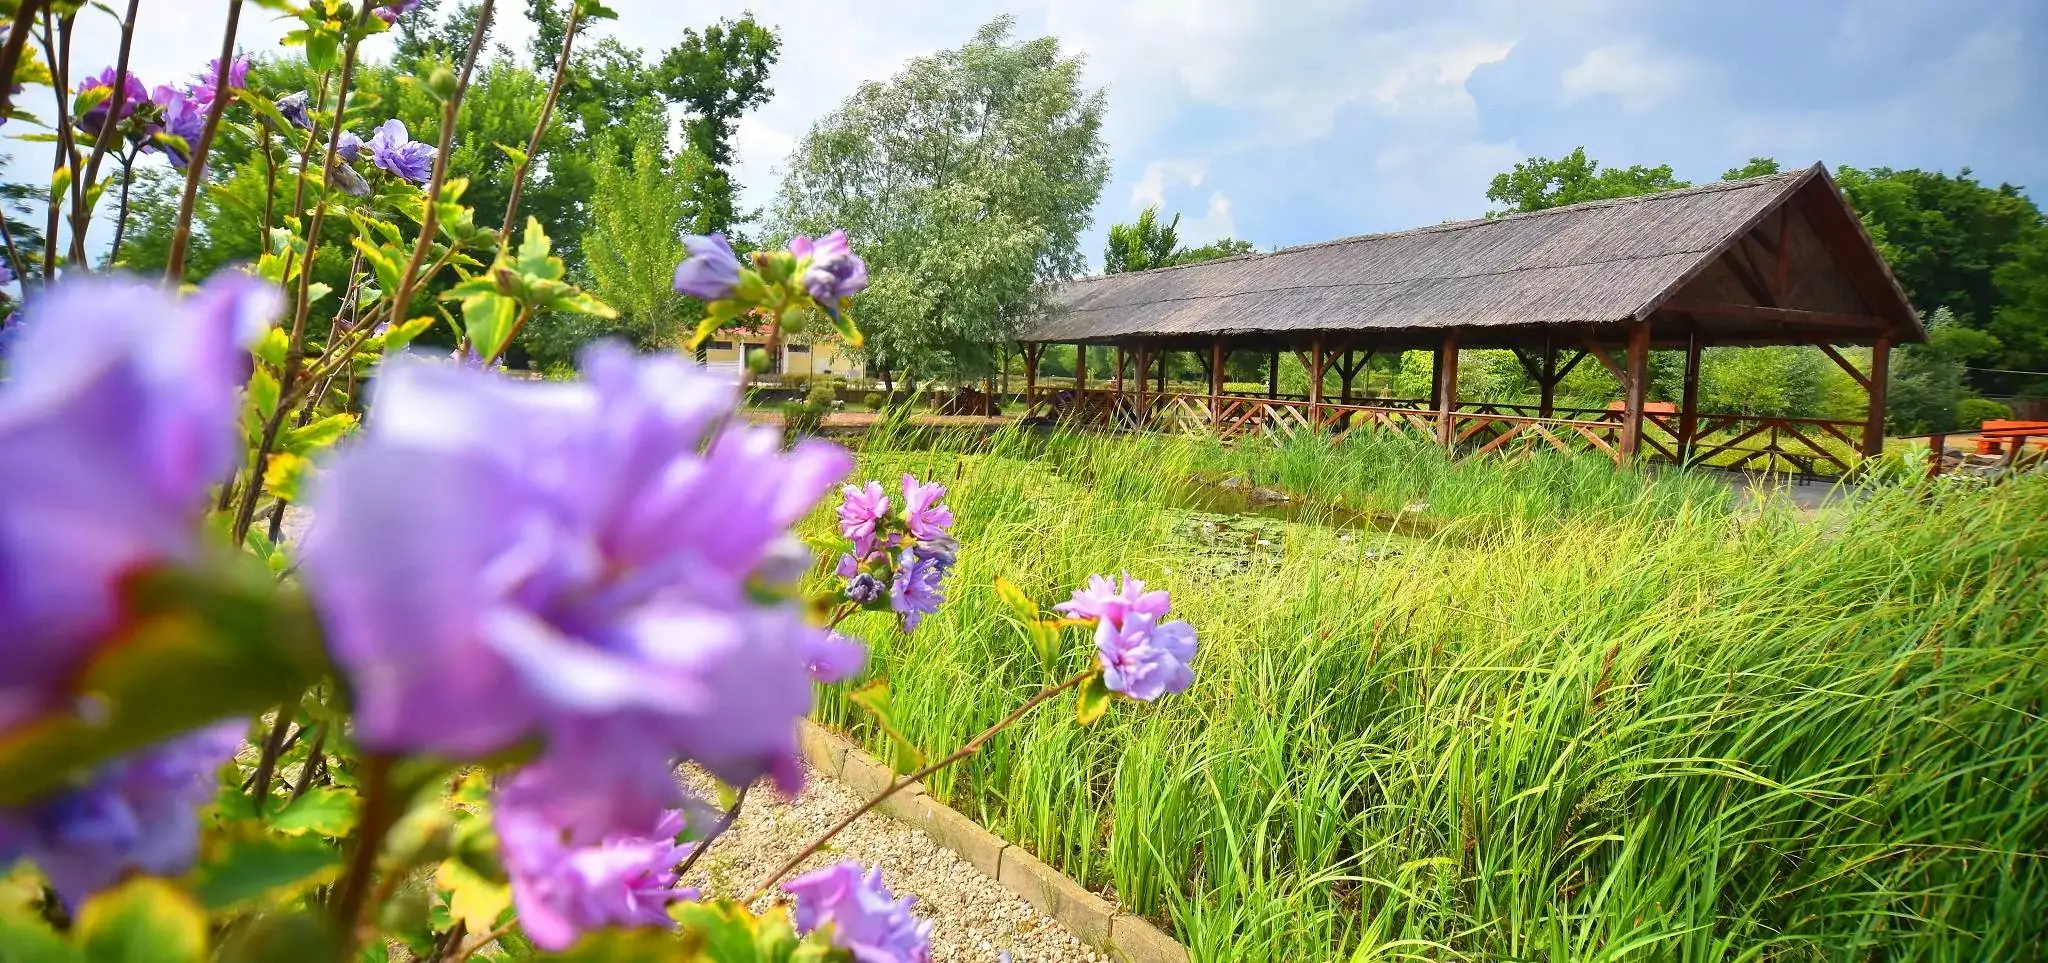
[796,719,1189,963]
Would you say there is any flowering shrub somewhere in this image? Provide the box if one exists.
[0,3,1195,960]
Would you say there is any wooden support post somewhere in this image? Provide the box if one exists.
[1619,320,1651,461]
[1435,329,1461,448]
[1113,345,1125,399]
[1134,342,1148,429]
[1538,340,1557,418]
[1308,335,1324,428]
[1428,343,1444,409]
[1156,349,1167,395]
[1678,332,1702,462]
[1023,343,1039,406]
[1074,343,1087,398]
[1863,334,1891,458]
[1267,351,1280,399]
[1210,338,1225,426]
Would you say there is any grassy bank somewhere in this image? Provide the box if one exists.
[807,426,2047,961]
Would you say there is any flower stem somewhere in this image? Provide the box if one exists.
[163,0,242,283]
[674,783,750,881]
[386,0,496,330]
[497,1,581,247]
[0,2,45,125]
[329,753,397,960]
[744,668,1094,901]
[63,0,137,269]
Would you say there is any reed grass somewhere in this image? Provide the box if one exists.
[809,424,2048,961]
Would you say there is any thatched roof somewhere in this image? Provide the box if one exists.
[1027,163,1920,347]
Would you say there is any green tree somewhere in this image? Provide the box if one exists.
[1485,147,1690,214]
[1887,308,2002,433]
[1834,167,2039,330]
[773,16,1108,383]
[657,16,780,240]
[1168,237,1255,265]
[1104,205,1178,273]
[1988,226,2048,392]
[581,101,700,351]
[1722,157,1782,180]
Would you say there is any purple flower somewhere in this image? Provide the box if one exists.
[189,54,250,107]
[844,571,884,605]
[1058,574,1195,702]
[0,722,243,909]
[372,0,423,24]
[336,130,364,163]
[837,481,889,547]
[784,862,932,963]
[806,631,867,683]
[75,67,148,140]
[496,788,695,951]
[300,342,852,841]
[673,233,743,302]
[274,90,312,130]
[147,86,206,169]
[1095,613,1196,702]
[788,231,868,315]
[1054,573,1169,632]
[0,276,276,735]
[367,119,435,184]
[898,475,952,543]
[889,547,944,633]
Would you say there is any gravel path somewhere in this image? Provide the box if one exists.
[681,767,1103,963]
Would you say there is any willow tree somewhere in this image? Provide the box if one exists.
[771,16,1108,385]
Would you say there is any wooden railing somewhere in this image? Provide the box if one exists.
[1022,387,1870,475]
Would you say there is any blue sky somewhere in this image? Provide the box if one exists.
[44,0,2048,272]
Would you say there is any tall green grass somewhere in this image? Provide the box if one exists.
[811,425,2048,961]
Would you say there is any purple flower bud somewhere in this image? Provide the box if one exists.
[784,862,932,962]
[0,722,243,909]
[274,91,312,130]
[673,233,743,301]
[368,119,435,185]
[301,342,852,841]
[372,0,423,24]
[0,275,277,734]
[845,571,884,605]
[336,130,364,163]
[496,789,696,951]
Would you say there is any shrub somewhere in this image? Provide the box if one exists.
[1956,397,2013,427]
[863,391,886,411]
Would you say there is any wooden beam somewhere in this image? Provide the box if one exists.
[1075,343,1087,395]
[1812,341,1872,391]
[1678,333,1702,462]
[1774,208,1791,298]
[1267,352,1280,399]
[1113,345,1125,398]
[1863,334,1891,457]
[1580,338,1628,389]
[1309,334,1324,428]
[1618,320,1651,461]
[1662,301,1890,331]
[1135,342,1149,429]
[1209,337,1224,426]
[1723,243,1779,307]
[1436,329,1462,448]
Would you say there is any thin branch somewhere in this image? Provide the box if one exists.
[674,784,750,881]
[64,0,138,268]
[386,0,497,329]
[36,10,71,284]
[497,1,581,247]
[329,754,397,955]
[163,0,243,282]
[106,150,139,265]
[0,1,47,122]
[745,670,1093,901]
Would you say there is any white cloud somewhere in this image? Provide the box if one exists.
[1178,192,1237,245]
[1371,40,1516,116]
[1560,42,1694,113]
[1130,160,1206,208]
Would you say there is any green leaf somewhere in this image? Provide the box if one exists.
[213,912,340,963]
[74,879,207,963]
[270,786,359,836]
[379,316,435,353]
[495,143,528,168]
[248,367,281,421]
[0,904,80,963]
[1077,673,1112,726]
[188,834,341,910]
[252,327,289,369]
[434,857,511,938]
[262,452,312,504]
[282,413,358,455]
[514,216,556,278]
[461,291,519,362]
[848,680,927,773]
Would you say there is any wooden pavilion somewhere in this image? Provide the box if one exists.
[1019,164,1922,475]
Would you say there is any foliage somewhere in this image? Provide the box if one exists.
[1889,308,2002,434]
[773,16,1109,382]
[1988,223,2048,393]
[656,15,781,241]
[1485,146,1690,214]
[1105,205,1255,273]
[1721,156,1782,180]
[1955,396,2013,427]
[821,425,2048,959]
[580,100,700,351]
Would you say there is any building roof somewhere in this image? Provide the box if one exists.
[1026,163,1921,347]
